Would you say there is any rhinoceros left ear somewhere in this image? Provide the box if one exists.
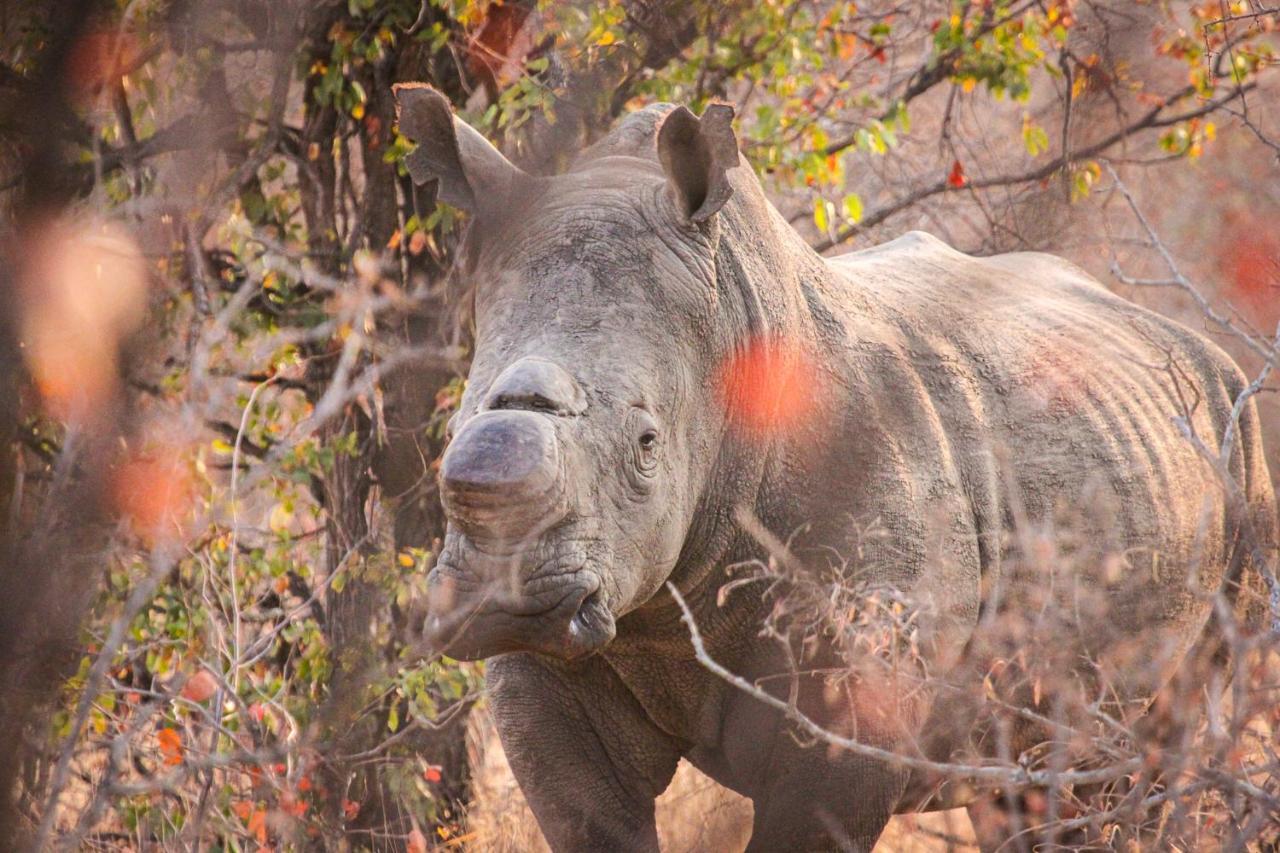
[656,103,740,224]
[392,82,525,213]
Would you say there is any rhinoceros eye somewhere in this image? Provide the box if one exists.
[626,409,660,488]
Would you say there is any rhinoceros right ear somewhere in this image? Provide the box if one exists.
[657,103,740,224]
[392,82,525,213]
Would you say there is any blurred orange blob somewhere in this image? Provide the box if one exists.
[180,669,219,703]
[64,31,140,100]
[717,336,824,436]
[1022,340,1091,413]
[19,219,148,424]
[1221,233,1280,329]
[111,449,193,541]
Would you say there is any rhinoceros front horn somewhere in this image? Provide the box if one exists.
[392,82,526,213]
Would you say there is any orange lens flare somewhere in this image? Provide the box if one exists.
[1221,233,1280,329]
[110,449,193,542]
[18,219,148,424]
[716,336,823,437]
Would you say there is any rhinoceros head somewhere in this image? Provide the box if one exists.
[394,84,744,660]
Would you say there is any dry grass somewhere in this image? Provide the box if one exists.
[464,706,977,852]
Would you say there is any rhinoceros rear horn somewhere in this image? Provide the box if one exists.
[656,103,740,224]
[392,82,525,213]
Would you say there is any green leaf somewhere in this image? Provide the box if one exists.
[1022,118,1049,157]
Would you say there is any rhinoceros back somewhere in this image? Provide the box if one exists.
[822,231,1275,691]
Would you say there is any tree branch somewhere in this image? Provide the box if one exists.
[813,81,1257,253]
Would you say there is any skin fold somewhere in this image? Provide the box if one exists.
[394,86,1278,852]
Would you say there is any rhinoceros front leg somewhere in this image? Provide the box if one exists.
[486,653,682,852]
[717,680,908,852]
[744,748,905,852]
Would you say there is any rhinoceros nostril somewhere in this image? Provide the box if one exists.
[482,357,586,416]
[569,591,599,638]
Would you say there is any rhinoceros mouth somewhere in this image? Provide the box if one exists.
[424,550,616,660]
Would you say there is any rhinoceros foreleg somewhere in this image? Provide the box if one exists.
[486,653,682,852]
[742,749,907,852]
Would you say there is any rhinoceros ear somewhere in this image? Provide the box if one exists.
[656,102,740,224]
[392,82,524,212]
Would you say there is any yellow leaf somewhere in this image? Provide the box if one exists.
[813,197,830,232]
[597,30,617,46]
[269,503,293,533]
[398,552,415,568]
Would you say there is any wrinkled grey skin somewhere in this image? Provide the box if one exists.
[394,85,1277,851]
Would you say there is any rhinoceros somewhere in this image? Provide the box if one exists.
[392,83,1277,851]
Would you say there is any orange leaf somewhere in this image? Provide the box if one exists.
[65,32,140,99]
[947,159,967,188]
[156,727,183,766]
[280,792,308,818]
[248,807,268,843]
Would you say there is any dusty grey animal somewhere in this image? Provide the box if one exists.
[392,83,1277,851]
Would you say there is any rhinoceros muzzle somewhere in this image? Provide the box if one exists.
[429,394,614,659]
[423,560,614,660]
